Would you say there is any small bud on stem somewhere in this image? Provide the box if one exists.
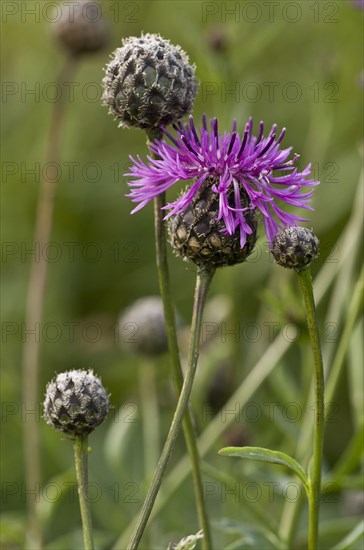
[271,226,319,271]
[44,370,109,437]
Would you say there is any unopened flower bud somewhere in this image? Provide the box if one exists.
[118,297,170,356]
[271,226,319,271]
[168,177,258,269]
[102,33,198,129]
[52,1,109,56]
[44,370,109,437]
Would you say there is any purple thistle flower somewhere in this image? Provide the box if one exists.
[126,116,319,246]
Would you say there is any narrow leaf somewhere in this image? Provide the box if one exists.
[332,520,364,550]
[219,446,308,487]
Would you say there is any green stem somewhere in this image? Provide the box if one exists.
[21,54,77,549]
[73,436,95,550]
[149,128,212,549]
[127,268,215,550]
[297,269,325,550]
[279,252,363,547]
[115,202,361,549]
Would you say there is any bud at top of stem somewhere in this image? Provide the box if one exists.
[118,296,171,356]
[44,370,109,437]
[102,33,198,129]
[51,1,110,56]
[271,226,319,271]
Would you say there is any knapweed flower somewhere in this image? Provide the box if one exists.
[168,177,258,267]
[44,370,109,437]
[271,226,319,271]
[127,116,318,252]
[102,33,198,129]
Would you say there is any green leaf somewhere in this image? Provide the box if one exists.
[104,403,139,471]
[44,528,112,550]
[38,467,74,524]
[331,520,364,550]
[0,513,25,547]
[218,446,308,488]
[213,518,280,549]
[225,537,274,550]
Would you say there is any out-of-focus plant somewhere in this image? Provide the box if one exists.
[20,2,109,547]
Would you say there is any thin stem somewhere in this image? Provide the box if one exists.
[114,219,353,549]
[127,268,215,550]
[21,54,77,549]
[297,269,325,550]
[278,182,363,545]
[149,127,212,549]
[153,191,183,383]
[73,436,95,550]
[283,268,362,546]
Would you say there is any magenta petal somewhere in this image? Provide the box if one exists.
[125,115,319,248]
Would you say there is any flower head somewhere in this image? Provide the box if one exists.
[44,370,109,437]
[118,296,170,356]
[102,33,198,129]
[127,116,318,245]
[168,177,258,268]
[271,226,319,271]
[52,0,109,56]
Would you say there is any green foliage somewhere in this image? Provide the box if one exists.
[218,447,308,488]
[1,1,363,549]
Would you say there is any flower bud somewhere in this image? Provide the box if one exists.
[52,1,109,56]
[44,370,109,437]
[102,33,198,129]
[118,297,170,356]
[271,226,319,271]
[168,177,258,269]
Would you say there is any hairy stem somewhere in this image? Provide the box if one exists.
[127,268,215,550]
[21,54,77,549]
[297,269,325,550]
[73,436,95,550]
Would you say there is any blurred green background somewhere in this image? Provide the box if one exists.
[1,1,363,549]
